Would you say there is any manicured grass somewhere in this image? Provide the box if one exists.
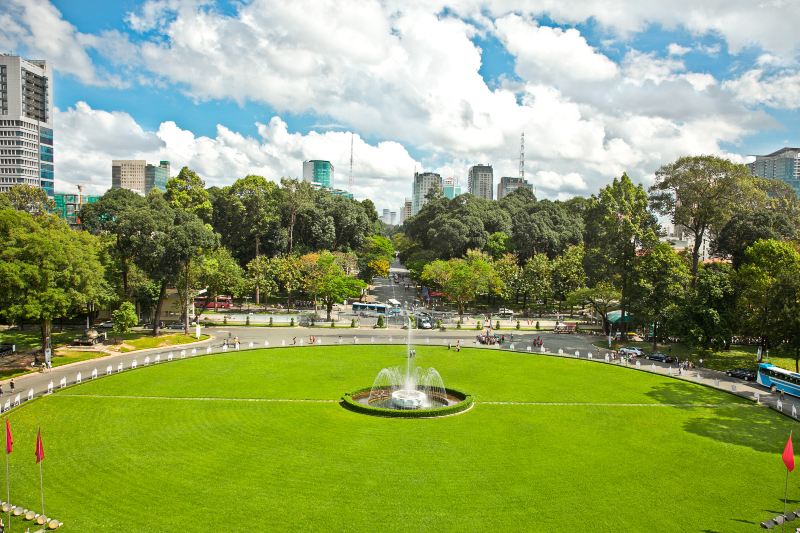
[3,346,797,531]
[0,328,81,351]
[116,333,210,352]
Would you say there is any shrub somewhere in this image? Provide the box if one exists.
[290,317,295,327]
[535,321,540,330]
[351,318,356,328]
[330,320,336,328]
[516,320,520,330]
[456,321,462,329]
[111,302,138,335]
[246,315,251,326]
[223,315,228,325]
[476,320,481,330]
[495,320,500,330]
[435,319,442,329]
[377,315,385,328]
[269,317,274,327]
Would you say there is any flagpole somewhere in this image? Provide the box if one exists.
[38,460,44,518]
[5,450,9,532]
[784,466,789,533]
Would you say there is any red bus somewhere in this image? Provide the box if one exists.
[194,295,233,310]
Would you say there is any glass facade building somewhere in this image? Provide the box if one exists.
[412,171,442,215]
[53,192,100,229]
[302,160,334,189]
[496,176,533,200]
[748,147,800,196]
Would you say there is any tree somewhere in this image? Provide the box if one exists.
[521,253,553,316]
[0,210,109,356]
[421,252,498,317]
[195,247,246,315]
[511,200,583,261]
[1,184,55,216]
[171,211,219,333]
[301,251,366,320]
[628,243,691,350]
[551,244,586,312]
[737,239,800,356]
[280,179,314,254]
[273,255,303,310]
[492,253,522,303]
[585,173,658,328]
[650,155,755,280]
[165,167,213,222]
[712,210,796,268]
[484,231,510,259]
[357,235,395,281]
[679,262,738,350]
[567,282,621,335]
[112,302,138,335]
[246,255,278,307]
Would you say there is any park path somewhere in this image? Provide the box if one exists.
[0,328,795,423]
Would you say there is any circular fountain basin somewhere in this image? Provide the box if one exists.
[391,389,426,409]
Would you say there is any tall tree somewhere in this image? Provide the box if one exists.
[680,262,738,350]
[273,255,303,310]
[1,184,55,216]
[650,155,755,280]
[300,251,365,320]
[551,244,587,313]
[195,247,245,315]
[165,167,213,222]
[712,210,796,268]
[246,255,277,307]
[585,173,658,328]
[357,235,395,281]
[421,252,499,318]
[521,253,553,316]
[567,282,621,336]
[280,179,314,254]
[0,210,110,356]
[629,242,691,350]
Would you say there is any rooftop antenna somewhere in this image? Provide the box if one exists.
[348,133,354,192]
[519,132,525,180]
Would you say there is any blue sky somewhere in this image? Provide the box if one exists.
[2,0,799,210]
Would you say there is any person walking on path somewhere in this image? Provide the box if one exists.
[9,380,14,393]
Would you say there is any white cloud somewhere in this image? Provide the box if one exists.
[723,69,800,109]
[495,15,618,82]
[667,43,691,56]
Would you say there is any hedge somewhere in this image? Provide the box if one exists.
[341,387,473,418]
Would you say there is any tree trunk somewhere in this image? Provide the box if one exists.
[152,279,168,336]
[121,256,129,298]
[254,239,261,305]
[690,228,704,284]
[652,321,658,352]
[795,348,799,373]
[326,301,333,321]
[288,211,296,253]
[40,318,52,362]
[184,261,192,335]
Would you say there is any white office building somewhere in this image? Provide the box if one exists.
[0,55,54,196]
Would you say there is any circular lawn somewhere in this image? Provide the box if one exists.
[3,345,796,531]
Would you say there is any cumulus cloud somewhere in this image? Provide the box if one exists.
[723,69,800,109]
[667,43,691,56]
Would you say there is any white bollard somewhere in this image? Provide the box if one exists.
[354,337,359,344]
[792,404,797,418]
[755,392,760,403]
[426,338,430,344]
[144,356,150,366]
[540,346,545,354]
[168,353,173,361]
[731,384,737,393]
[155,354,161,364]
[318,337,323,345]
[2,401,8,412]
[652,363,656,371]
[558,348,564,355]
[282,339,287,346]
[76,372,82,383]
[222,344,228,352]
[27,389,33,401]
[59,377,66,389]
[13,394,20,407]
[510,344,515,351]
[47,381,54,393]
[131,360,137,369]
[388,337,393,343]
[371,337,375,343]
[636,361,641,369]
[574,350,580,357]
[588,353,593,360]
[182,349,187,357]
[778,399,783,412]
[605,354,610,362]
[299,339,304,346]
[714,379,720,388]
[527,345,532,352]
[264,339,269,347]
[106,365,113,375]
[117,362,123,373]
[206,346,211,354]
[91,368,98,379]
[249,341,254,348]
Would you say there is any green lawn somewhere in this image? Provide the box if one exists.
[115,333,210,352]
[3,346,798,531]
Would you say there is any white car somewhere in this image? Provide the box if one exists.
[618,346,643,357]
[497,308,515,318]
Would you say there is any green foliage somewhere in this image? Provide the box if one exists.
[516,320,520,330]
[551,244,586,303]
[290,317,295,327]
[510,200,583,261]
[357,235,395,281]
[678,263,738,350]
[476,321,481,330]
[1,184,56,216]
[521,252,553,313]
[246,315,251,326]
[246,255,278,305]
[331,319,336,328]
[568,282,621,335]
[300,251,366,321]
[223,315,228,324]
[0,209,110,351]
[495,320,500,329]
[456,321,461,329]
[165,167,213,221]
[535,321,540,330]
[421,250,500,316]
[351,318,356,328]
[484,231,510,259]
[712,210,796,268]
[376,315,384,328]
[111,302,138,335]
[269,317,274,327]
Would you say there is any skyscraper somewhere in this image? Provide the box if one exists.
[442,176,462,199]
[468,164,493,200]
[0,55,54,196]
[400,198,412,223]
[302,160,334,189]
[112,159,170,195]
[496,176,534,200]
[412,171,442,215]
[748,147,800,196]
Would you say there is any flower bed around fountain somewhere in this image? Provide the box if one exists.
[341,387,473,418]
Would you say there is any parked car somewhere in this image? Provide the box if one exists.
[647,352,676,364]
[497,308,515,318]
[96,321,114,329]
[0,344,15,357]
[725,368,756,381]
[165,323,186,330]
[417,318,433,330]
[618,346,643,357]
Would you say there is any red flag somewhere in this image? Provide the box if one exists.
[783,433,794,472]
[35,428,44,464]
[4,419,11,455]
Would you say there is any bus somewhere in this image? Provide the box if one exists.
[387,299,402,312]
[194,295,233,310]
[352,302,390,315]
[757,363,800,397]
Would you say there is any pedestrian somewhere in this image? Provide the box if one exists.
[456,340,461,352]
[9,379,14,393]
[292,337,297,345]
[0,384,3,396]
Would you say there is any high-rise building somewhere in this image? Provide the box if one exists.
[468,164,493,200]
[389,211,396,225]
[382,208,390,224]
[412,171,442,215]
[112,159,170,195]
[442,176,462,200]
[400,198,412,223]
[496,176,534,200]
[302,160,334,189]
[748,147,800,196]
[145,161,170,193]
[0,55,54,197]
[53,191,100,229]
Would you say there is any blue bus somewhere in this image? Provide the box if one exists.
[352,302,390,315]
[757,363,800,397]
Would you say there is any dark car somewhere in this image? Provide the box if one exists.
[166,323,186,330]
[648,352,677,364]
[0,344,15,357]
[725,368,756,381]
